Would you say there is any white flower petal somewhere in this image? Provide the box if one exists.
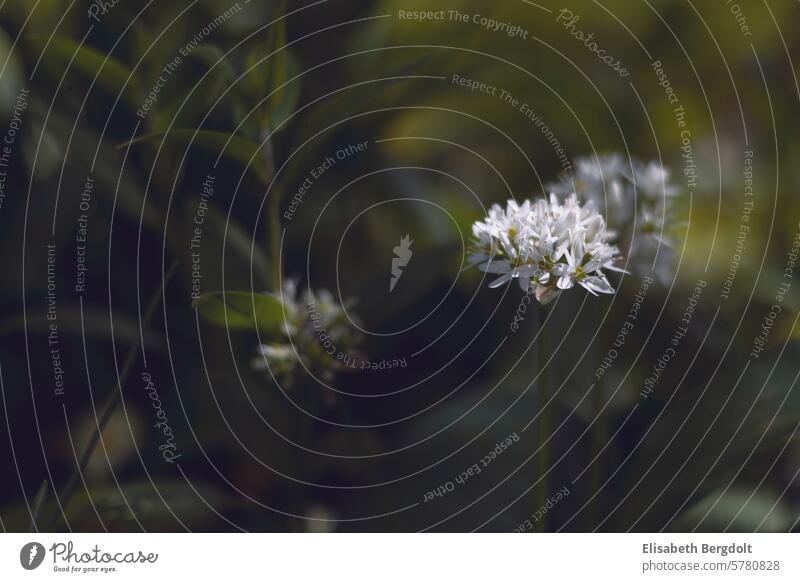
[480,260,513,274]
[580,276,615,294]
[557,275,574,290]
[488,273,514,288]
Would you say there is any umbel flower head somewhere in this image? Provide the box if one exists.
[548,154,681,283]
[470,194,624,304]
[252,279,363,386]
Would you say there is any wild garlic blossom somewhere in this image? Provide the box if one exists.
[252,279,362,385]
[470,194,624,304]
[548,154,680,283]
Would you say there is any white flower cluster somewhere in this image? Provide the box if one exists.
[470,194,624,304]
[548,154,680,283]
[253,280,362,385]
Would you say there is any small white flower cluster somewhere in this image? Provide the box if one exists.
[253,280,362,385]
[548,154,680,283]
[470,194,624,304]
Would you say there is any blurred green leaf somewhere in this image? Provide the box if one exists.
[150,44,239,133]
[679,487,793,532]
[193,290,285,337]
[30,35,143,110]
[244,1,298,133]
[265,52,301,133]
[0,26,25,117]
[188,44,237,80]
[118,129,270,183]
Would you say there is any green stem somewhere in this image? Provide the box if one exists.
[269,194,281,290]
[535,306,550,532]
[260,130,281,291]
[590,373,605,531]
[46,261,178,530]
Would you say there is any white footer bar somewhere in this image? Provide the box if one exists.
[1,533,797,580]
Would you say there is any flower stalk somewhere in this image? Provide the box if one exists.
[535,306,550,531]
[590,370,605,530]
[260,128,281,291]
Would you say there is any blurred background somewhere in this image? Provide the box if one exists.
[1,0,799,532]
